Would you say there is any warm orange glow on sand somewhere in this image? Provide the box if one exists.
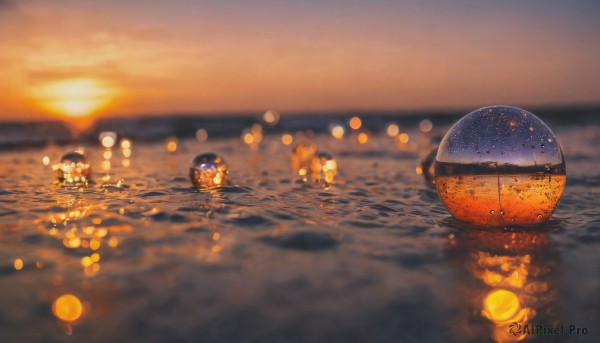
[30,78,119,118]
[436,174,566,226]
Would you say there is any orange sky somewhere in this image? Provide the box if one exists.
[1,0,599,121]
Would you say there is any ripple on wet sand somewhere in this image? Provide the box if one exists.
[259,231,338,251]
[230,215,273,227]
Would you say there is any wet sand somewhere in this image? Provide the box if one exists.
[0,126,598,342]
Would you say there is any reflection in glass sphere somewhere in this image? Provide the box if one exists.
[189,152,229,189]
[53,152,92,184]
[435,106,566,226]
[451,229,556,343]
[311,152,337,185]
[291,142,317,175]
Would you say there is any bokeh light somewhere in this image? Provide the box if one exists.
[166,137,178,153]
[52,294,83,322]
[357,132,368,144]
[13,258,23,270]
[251,124,263,144]
[100,132,116,148]
[242,131,254,145]
[349,116,362,130]
[241,125,263,150]
[386,123,400,137]
[195,128,208,142]
[291,142,317,174]
[419,119,433,133]
[263,110,280,125]
[331,125,345,140]
[311,152,337,185]
[120,139,131,149]
[281,133,293,145]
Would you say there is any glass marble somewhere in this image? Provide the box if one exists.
[310,152,337,185]
[434,106,566,226]
[189,152,229,189]
[53,152,92,184]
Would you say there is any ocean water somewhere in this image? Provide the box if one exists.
[0,125,598,342]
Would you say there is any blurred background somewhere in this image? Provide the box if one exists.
[1,0,599,144]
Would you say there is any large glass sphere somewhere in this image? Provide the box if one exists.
[53,152,92,184]
[435,106,566,226]
[189,152,229,189]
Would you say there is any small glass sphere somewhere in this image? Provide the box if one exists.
[291,142,317,174]
[189,152,229,189]
[311,152,337,185]
[435,106,566,226]
[53,152,92,184]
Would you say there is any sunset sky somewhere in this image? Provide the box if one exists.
[1,0,599,121]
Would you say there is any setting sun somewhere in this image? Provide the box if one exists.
[30,78,119,118]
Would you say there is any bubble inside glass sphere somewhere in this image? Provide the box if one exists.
[434,106,566,227]
[310,152,337,184]
[53,152,92,184]
[189,152,229,189]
